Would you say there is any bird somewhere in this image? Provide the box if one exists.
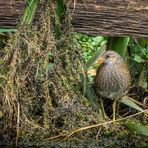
[94,50,131,121]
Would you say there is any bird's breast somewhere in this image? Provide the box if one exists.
[94,63,131,99]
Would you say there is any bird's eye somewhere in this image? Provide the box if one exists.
[105,55,110,58]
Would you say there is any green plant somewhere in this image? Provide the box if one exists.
[0,29,17,33]
[129,38,148,63]
[54,0,65,39]
[107,37,130,57]
[20,0,40,26]
[76,33,107,62]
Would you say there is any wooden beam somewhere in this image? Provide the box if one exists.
[0,0,44,28]
[69,0,148,38]
[0,1,24,27]
[0,0,148,38]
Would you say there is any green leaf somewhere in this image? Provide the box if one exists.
[120,96,144,112]
[100,40,107,46]
[124,121,148,136]
[92,36,104,43]
[20,0,40,26]
[0,28,17,33]
[133,55,143,63]
[108,37,130,57]
[145,48,148,58]
[85,44,106,69]
[48,63,55,70]
[82,37,88,42]
[141,48,146,55]
[75,34,81,40]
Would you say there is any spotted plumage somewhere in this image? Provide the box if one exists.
[94,50,131,100]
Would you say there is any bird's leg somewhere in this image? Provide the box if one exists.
[112,99,117,121]
[100,97,107,119]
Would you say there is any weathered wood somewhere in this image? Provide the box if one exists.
[0,0,148,38]
[0,1,24,27]
[69,0,148,38]
[0,0,44,27]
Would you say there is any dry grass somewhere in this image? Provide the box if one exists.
[0,5,100,146]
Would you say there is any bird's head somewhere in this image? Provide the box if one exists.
[97,50,124,65]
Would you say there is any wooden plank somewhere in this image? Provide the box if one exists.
[0,0,148,38]
[0,0,44,28]
[0,1,24,27]
[69,0,148,38]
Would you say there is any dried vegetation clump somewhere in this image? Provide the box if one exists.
[0,5,99,146]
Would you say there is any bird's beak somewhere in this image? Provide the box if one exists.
[97,57,105,65]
